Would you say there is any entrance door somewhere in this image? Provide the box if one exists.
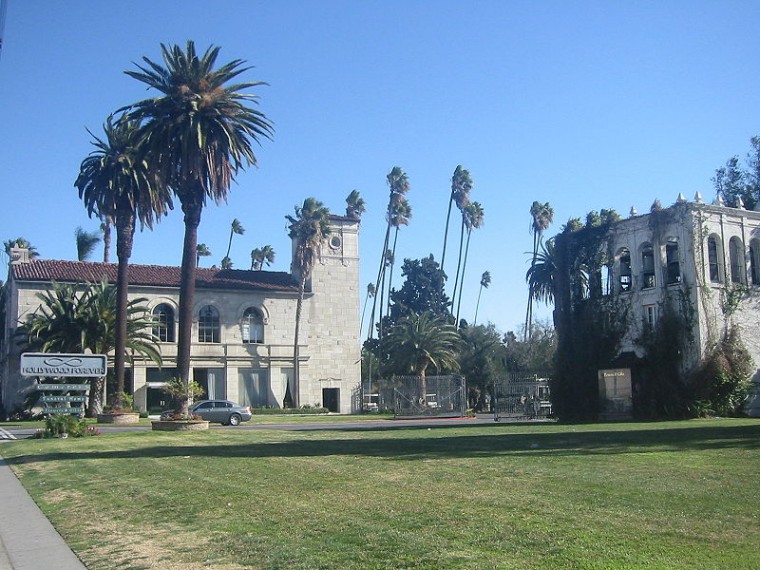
[322,388,339,413]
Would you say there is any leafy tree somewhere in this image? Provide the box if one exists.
[473,270,491,325]
[250,245,275,270]
[345,189,366,220]
[441,165,472,276]
[385,311,460,399]
[459,323,506,410]
[124,41,273,415]
[712,136,760,210]
[286,197,330,407]
[75,227,101,262]
[385,255,451,327]
[75,115,170,410]
[502,320,556,373]
[17,280,161,415]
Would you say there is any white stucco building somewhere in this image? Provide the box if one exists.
[1,216,361,415]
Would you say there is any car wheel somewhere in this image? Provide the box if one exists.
[228,413,241,426]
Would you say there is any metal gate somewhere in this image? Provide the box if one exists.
[377,375,466,418]
[493,373,552,421]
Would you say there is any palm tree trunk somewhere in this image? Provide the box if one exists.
[176,196,202,416]
[474,283,484,325]
[368,221,392,341]
[293,277,306,408]
[450,220,466,319]
[102,218,111,263]
[385,227,400,319]
[113,208,135,410]
[455,228,472,324]
[524,232,539,340]
[440,198,454,273]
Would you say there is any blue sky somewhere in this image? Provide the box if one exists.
[1,1,759,338]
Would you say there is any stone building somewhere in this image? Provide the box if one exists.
[1,216,361,415]
[552,194,760,418]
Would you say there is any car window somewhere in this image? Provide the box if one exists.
[196,402,213,409]
[223,402,232,408]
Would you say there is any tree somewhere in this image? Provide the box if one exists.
[713,136,760,210]
[526,238,556,308]
[360,282,376,335]
[473,270,491,325]
[250,245,275,270]
[385,311,460,400]
[17,280,162,416]
[454,201,484,324]
[441,165,472,276]
[196,243,212,266]
[124,41,273,415]
[223,218,245,268]
[286,197,330,407]
[100,217,112,262]
[345,189,366,220]
[459,323,506,410]
[385,196,412,319]
[4,238,39,260]
[75,114,170,410]
[75,227,102,261]
[525,201,554,339]
[384,255,451,329]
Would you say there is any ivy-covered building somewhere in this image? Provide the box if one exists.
[1,216,361,416]
[552,193,760,419]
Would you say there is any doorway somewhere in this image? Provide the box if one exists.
[322,388,339,413]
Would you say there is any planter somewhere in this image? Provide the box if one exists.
[98,412,141,425]
[151,420,209,432]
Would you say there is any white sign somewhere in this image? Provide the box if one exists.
[20,353,107,377]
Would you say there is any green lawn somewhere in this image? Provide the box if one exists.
[1,418,758,570]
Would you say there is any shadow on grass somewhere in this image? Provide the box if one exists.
[7,421,760,466]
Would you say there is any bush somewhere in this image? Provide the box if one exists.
[42,414,95,438]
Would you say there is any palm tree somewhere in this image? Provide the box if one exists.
[124,41,273,415]
[525,201,554,339]
[4,237,39,260]
[360,282,376,335]
[196,243,212,266]
[18,280,162,416]
[75,227,102,261]
[100,216,112,262]
[345,189,366,221]
[473,270,491,325]
[441,165,472,275]
[250,245,275,270]
[385,197,412,319]
[286,197,331,408]
[75,115,170,410]
[526,238,556,308]
[454,201,484,324]
[385,311,460,401]
[223,218,245,267]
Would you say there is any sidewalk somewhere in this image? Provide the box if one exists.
[0,458,87,569]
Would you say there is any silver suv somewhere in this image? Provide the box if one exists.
[191,400,252,426]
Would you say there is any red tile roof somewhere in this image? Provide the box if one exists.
[12,259,299,293]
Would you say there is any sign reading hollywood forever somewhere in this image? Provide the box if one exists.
[20,353,107,377]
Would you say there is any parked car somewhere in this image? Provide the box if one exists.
[190,400,252,426]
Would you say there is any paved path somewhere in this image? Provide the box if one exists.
[0,458,87,569]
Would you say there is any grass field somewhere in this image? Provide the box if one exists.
[1,418,759,569]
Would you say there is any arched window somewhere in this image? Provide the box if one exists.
[665,240,680,284]
[618,248,632,292]
[241,308,265,344]
[707,235,724,283]
[750,238,760,285]
[729,236,746,284]
[198,305,221,343]
[152,304,175,342]
[641,244,655,289]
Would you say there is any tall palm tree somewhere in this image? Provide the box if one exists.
[18,280,162,416]
[250,245,275,270]
[100,216,112,262]
[286,197,330,407]
[454,202,485,323]
[441,165,472,275]
[473,270,491,325]
[525,201,554,339]
[385,197,412,319]
[385,311,460,401]
[223,218,245,267]
[75,115,170,410]
[368,167,410,343]
[124,41,273,415]
[345,189,366,221]
[196,243,212,266]
[75,227,102,261]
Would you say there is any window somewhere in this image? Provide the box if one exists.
[601,265,612,296]
[644,304,658,329]
[665,241,680,284]
[707,235,723,283]
[619,249,632,292]
[729,237,746,284]
[641,245,655,289]
[152,304,175,342]
[750,239,760,285]
[238,368,269,408]
[241,308,265,344]
[198,305,221,343]
[194,368,225,400]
